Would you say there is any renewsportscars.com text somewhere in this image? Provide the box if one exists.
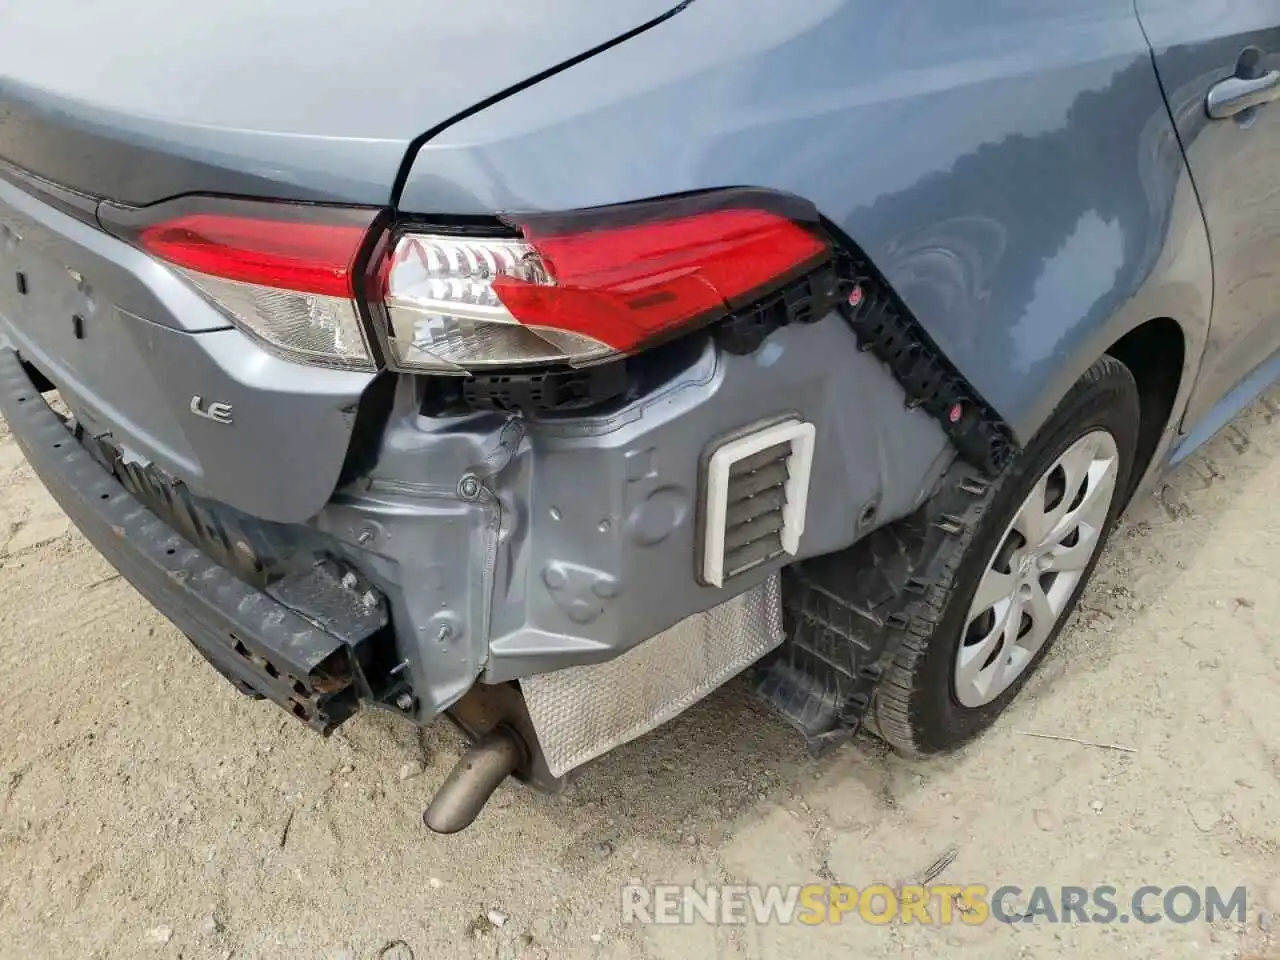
[621,883,1248,926]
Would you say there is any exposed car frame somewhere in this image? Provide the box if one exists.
[3,0,1280,830]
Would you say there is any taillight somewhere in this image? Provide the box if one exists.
[104,191,831,376]
[106,199,381,371]
[379,192,831,373]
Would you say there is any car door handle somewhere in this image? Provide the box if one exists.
[1206,70,1280,119]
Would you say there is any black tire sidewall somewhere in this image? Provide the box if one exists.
[909,359,1141,751]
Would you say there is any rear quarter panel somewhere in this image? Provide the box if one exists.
[399,0,1211,451]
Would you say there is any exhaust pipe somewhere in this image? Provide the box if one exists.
[423,726,526,834]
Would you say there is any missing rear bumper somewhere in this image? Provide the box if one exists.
[0,348,392,733]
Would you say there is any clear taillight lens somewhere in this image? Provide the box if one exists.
[176,270,372,369]
[115,201,380,371]
[380,193,831,373]
[382,235,612,372]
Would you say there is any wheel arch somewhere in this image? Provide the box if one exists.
[1103,316,1187,504]
[1015,303,1202,511]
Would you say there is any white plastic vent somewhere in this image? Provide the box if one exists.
[701,419,816,587]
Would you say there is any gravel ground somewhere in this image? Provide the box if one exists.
[0,394,1277,960]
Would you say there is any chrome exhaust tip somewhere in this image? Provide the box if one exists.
[423,726,526,834]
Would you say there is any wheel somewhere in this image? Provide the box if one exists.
[872,355,1140,755]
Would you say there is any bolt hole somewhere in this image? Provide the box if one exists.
[858,503,878,526]
[99,493,109,500]
[165,547,176,555]
[53,442,61,449]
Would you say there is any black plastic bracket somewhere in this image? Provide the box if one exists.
[714,262,842,355]
[459,360,631,416]
[832,250,1016,476]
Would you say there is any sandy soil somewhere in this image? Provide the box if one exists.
[0,394,1277,960]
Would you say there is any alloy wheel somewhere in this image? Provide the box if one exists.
[953,430,1120,708]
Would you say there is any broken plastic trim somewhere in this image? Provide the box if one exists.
[824,226,1017,476]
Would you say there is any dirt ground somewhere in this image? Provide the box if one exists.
[0,395,1277,960]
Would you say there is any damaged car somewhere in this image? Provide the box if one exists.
[2,0,1277,830]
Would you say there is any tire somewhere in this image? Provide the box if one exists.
[871,355,1140,755]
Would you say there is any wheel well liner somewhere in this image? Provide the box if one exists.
[1105,317,1185,501]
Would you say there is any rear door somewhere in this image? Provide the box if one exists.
[1136,0,1280,425]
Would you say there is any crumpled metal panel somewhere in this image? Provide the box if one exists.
[521,575,783,777]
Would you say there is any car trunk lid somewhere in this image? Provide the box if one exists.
[0,0,688,521]
[0,0,686,206]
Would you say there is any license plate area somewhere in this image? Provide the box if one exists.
[0,212,92,354]
[0,219,198,477]
[1,176,373,525]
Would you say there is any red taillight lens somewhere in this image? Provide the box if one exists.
[137,214,368,298]
[380,192,831,373]
[110,199,381,370]
[494,208,828,353]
